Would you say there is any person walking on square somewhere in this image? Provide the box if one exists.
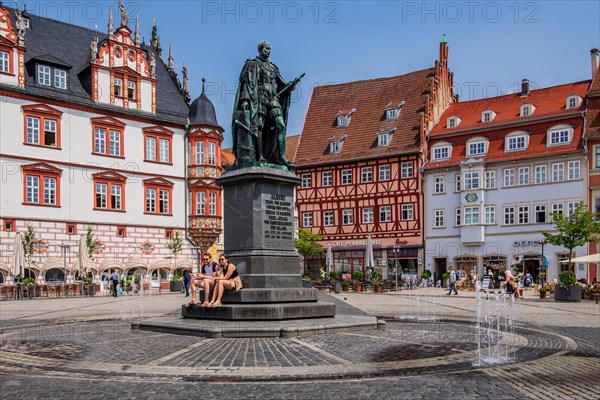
[110,271,120,298]
[182,267,192,297]
[447,267,458,295]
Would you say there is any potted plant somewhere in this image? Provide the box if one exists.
[341,279,350,292]
[353,270,364,292]
[302,275,312,288]
[441,272,450,288]
[328,271,339,284]
[555,270,581,302]
[587,286,600,301]
[83,277,95,296]
[538,287,547,299]
[169,270,183,292]
[119,277,132,294]
[133,275,142,293]
[372,269,383,293]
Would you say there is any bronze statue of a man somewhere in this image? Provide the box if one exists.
[232,41,303,169]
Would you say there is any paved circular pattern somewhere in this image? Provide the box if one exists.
[0,318,573,383]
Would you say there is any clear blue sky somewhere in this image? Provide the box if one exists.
[18,1,600,148]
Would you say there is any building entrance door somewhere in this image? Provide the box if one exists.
[523,256,541,283]
[433,257,447,284]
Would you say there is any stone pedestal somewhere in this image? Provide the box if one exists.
[181,166,336,321]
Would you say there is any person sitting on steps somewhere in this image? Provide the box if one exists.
[186,252,220,307]
[206,254,243,307]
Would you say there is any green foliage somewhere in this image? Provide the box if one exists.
[83,277,93,285]
[353,270,364,282]
[543,203,600,269]
[538,287,547,294]
[85,225,95,257]
[170,270,182,283]
[422,270,432,279]
[22,224,36,261]
[442,273,450,280]
[120,277,132,287]
[134,275,142,284]
[167,230,183,256]
[294,228,324,257]
[23,277,36,286]
[302,275,311,282]
[328,271,339,280]
[341,279,350,287]
[558,270,577,288]
[372,269,383,283]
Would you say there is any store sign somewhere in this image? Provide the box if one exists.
[330,239,382,247]
[513,240,544,247]
[464,193,479,203]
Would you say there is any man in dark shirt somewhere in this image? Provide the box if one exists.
[182,267,191,297]
[186,253,220,306]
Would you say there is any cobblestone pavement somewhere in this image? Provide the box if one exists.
[0,289,598,399]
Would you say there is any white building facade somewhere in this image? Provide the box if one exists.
[424,80,590,284]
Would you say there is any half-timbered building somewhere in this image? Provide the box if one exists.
[0,5,223,286]
[295,39,455,278]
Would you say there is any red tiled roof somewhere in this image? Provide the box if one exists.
[429,80,591,137]
[295,68,434,167]
[220,148,235,167]
[585,68,600,139]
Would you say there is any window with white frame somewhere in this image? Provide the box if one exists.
[195,142,205,164]
[337,115,349,127]
[566,96,580,109]
[434,176,445,194]
[463,172,480,190]
[53,69,67,89]
[518,206,529,224]
[362,208,374,224]
[401,204,414,220]
[504,168,515,187]
[455,174,461,192]
[380,206,391,222]
[484,206,495,224]
[552,163,564,182]
[37,65,51,86]
[208,142,216,165]
[434,209,445,227]
[482,111,494,123]
[432,145,450,160]
[386,108,399,120]
[127,81,136,100]
[208,192,216,215]
[507,135,527,151]
[520,104,531,117]
[552,203,564,215]
[567,160,580,180]
[595,146,600,170]
[455,208,461,226]
[447,116,458,128]
[464,206,479,225]
[301,174,311,188]
[323,211,334,226]
[485,170,496,189]
[302,212,313,227]
[341,169,352,185]
[195,192,206,215]
[342,209,353,225]
[567,202,579,218]
[159,139,169,163]
[0,51,9,73]
[378,132,391,147]
[518,167,529,185]
[322,171,333,186]
[361,167,372,183]
[467,141,487,156]
[504,207,515,225]
[379,165,391,181]
[548,129,571,145]
[146,137,156,161]
[401,162,413,178]
[535,165,547,184]
[535,204,546,223]
[113,77,123,96]
[330,141,341,154]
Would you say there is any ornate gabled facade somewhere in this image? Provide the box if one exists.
[0,4,222,286]
[424,76,590,284]
[294,39,455,278]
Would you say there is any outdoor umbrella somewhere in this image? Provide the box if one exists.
[326,244,333,274]
[560,254,600,263]
[11,232,24,280]
[365,235,375,281]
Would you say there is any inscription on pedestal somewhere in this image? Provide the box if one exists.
[263,194,294,242]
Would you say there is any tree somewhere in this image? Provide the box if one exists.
[543,203,600,271]
[85,225,95,258]
[22,223,36,262]
[166,229,183,266]
[294,228,324,257]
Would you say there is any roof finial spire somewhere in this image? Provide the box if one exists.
[134,16,140,45]
[108,6,114,39]
[202,77,206,94]
[168,43,174,71]
[442,33,447,43]
[156,35,162,56]
[151,18,158,47]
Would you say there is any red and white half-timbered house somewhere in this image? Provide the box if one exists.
[295,40,455,278]
[0,5,223,286]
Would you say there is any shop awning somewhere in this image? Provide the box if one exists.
[560,254,600,263]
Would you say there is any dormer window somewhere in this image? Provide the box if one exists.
[447,116,461,128]
[431,143,451,161]
[547,125,573,146]
[23,17,30,28]
[329,135,346,154]
[566,95,581,109]
[505,131,529,152]
[377,129,395,147]
[386,108,399,120]
[481,110,496,123]
[466,138,488,157]
[36,64,68,89]
[520,103,535,117]
[337,115,349,126]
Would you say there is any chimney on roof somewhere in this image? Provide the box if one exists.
[592,48,599,78]
[521,79,529,97]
